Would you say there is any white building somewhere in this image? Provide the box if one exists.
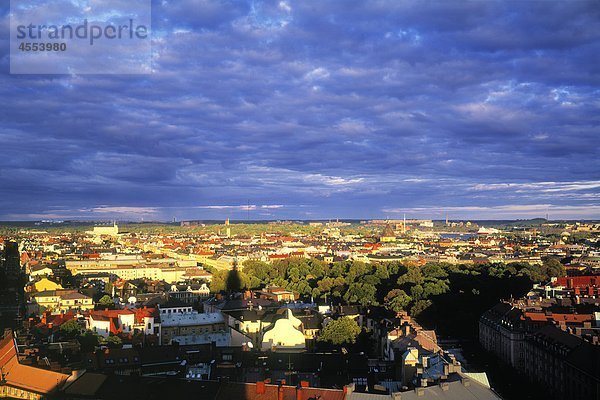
[261,308,306,352]
[87,310,135,337]
[160,311,226,345]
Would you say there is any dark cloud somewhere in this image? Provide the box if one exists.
[0,0,599,220]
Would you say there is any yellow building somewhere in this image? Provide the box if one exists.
[86,223,119,237]
[29,265,54,278]
[33,278,63,292]
[380,224,397,242]
[32,290,94,314]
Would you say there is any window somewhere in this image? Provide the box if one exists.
[223,354,232,361]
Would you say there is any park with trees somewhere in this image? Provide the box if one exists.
[211,257,566,340]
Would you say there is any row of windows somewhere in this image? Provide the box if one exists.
[0,386,40,400]
[160,308,193,314]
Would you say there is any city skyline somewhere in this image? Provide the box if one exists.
[1,1,599,220]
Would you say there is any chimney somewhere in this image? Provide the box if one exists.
[256,381,266,394]
[461,377,471,387]
[414,387,425,396]
[392,392,402,400]
[296,384,302,400]
[440,382,449,391]
[278,384,284,400]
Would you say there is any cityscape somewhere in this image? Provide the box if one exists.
[2,1,600,400]
[0,219,598,399]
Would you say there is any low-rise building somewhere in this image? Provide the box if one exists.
[160,311,226,345]
[0,331,71,400]
[32,289,94,314]
[261,308,306,351]
[87,309,135,337]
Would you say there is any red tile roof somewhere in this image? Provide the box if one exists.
[552,276,598,289]
[0,332,69,394]
[216,382,346,400]
[133,307,159,323]
[522,312,593,324]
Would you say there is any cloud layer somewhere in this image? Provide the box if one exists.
[1,0,599,220]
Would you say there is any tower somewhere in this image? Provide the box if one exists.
[225,218,231,238]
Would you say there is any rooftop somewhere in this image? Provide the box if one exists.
[0,332,70,395]
[161,311,224,327]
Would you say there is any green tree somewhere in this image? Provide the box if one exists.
[410,299,432,317]
[541,258,566,280]
[410,284,424,300]
[317,277,335,296]
[97,295,114,309]
[287,267,301,282]
[517,263,546,282]
[346,261,370,283]
[374,263,390,280]
[105,335,123,349]
[287,280,312,297]
[329,262,347,278]
[344,283,377,306]
[242,260,275,286]
[60,319,82,338]
[384,289,412,313]
[78,330,100,353]
[423,280,450,297]
[397,265,425,286]
[210,270,228,293]
[307,259,327,280]
[421,263,449,280]
[319,317,361,345]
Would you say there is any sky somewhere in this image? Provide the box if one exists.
[0,0,599,221]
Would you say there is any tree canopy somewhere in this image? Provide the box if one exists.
[105,335,123,349]
[318,317,361,345]
[59,319,82,338]
[228,257,563,334]
[97,294,114,308]
[78,330,100,353]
